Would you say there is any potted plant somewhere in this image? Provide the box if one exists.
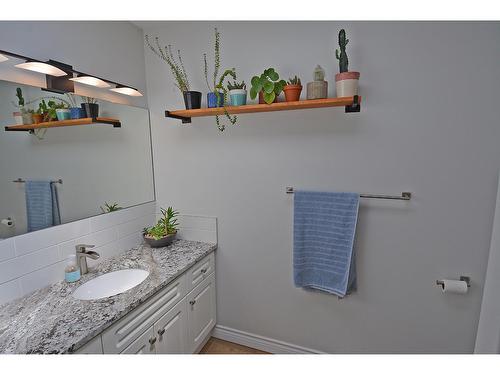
[335,29,360,97]
[12,88,29,124]
[32,106,43,124]
[81,96,99,118]
[227,80,247,106]
[143,207,180,248]
[250,68,286,104]
[283,76,302,102]
[203,28,226,108]
[145,35,201,110]
[67,93,85,119]
[55,103,71,121]
[307,65,328,99]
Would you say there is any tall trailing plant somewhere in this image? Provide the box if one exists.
[203,27,239,131]
[335,29,349,73]
[145,35,190,93]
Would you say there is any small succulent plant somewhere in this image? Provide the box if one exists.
[287,76,301,86]
[227,80,246,90]
[143,207,180,240]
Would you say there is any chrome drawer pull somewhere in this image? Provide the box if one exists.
[189,300,196,306]
[158,328,166,336]
[200,268,207,274]
[149,337,157,345]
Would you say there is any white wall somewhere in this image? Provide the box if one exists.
[142,21,500,353]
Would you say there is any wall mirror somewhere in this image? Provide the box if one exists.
[0,79,155,239]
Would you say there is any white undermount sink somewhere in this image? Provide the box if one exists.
[73,269,149,300]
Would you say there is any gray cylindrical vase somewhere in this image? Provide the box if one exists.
[306,81,328,100]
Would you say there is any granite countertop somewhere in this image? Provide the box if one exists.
[0,239,216,354]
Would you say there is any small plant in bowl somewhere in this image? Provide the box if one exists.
[250,68,286,104]
[143,207,180,248]
[283,75,302,102]
[227,80,247,106]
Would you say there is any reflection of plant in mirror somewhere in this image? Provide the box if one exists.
[143,207,179,240]
[81,96,98,104]
[100,202,122,213]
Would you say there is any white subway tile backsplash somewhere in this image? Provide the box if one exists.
[90,202,155,232]
[177,215,217,232]
[20,261,66,296]
[59,227,118,259]
[15,219,90,256]
[117,231,144,253]
[116,214,154,238]
[0,238,16,262]
[0,279,22,305]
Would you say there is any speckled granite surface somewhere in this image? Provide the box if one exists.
[0,240,216,354]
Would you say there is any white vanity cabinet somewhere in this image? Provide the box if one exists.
[77,251,216,354]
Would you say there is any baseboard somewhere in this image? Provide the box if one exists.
[212,325,324,354]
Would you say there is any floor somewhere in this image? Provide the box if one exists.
[200,337,268,354]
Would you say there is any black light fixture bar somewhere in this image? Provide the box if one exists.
[0,49,140,95]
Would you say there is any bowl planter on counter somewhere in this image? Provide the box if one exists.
[142,207,180,249]
[283,76,302,102]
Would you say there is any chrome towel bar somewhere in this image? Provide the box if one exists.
[13,178,63,184]
[285,187,411,201]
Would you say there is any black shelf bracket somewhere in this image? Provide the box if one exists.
[92,118,121,128]
[345,95,361,113]
[165,110,192,124]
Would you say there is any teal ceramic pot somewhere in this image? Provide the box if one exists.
[56,109,71,121]
[229,89,247,106]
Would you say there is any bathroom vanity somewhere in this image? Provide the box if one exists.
[0,240,217,354]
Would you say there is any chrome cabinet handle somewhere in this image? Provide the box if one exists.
[149,336,157,345]
[158,328,165,336]
[200,268,207,274]
[189,300,196,306]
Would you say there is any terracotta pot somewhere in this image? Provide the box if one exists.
[32,114,43,124]
[258,91,279,104]
[283,84,302,102]
[335,71,360,97]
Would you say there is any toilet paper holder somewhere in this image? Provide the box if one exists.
[436,276,471,288]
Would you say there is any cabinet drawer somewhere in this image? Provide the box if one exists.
[186,252,215,291]
[102,274,186,353]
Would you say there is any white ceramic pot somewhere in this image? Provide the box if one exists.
[335,71,360,97]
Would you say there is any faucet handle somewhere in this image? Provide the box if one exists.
[76,244,95,252]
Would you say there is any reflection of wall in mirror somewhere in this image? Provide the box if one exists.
[0,81,155,237]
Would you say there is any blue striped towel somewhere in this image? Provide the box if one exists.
[25,180,61,232]
[293,190,359,297]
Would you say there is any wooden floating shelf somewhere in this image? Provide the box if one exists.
[4,117,121,132]
[165,96,361,124]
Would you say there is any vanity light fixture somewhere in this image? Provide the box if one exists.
[109,85,143,97]
[70,74,111,88]
[0,53,8,62]
[15,61,67,77]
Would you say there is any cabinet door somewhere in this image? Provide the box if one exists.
[186,273,216,353]
[74,335,103,354]
[154,298,187,354]
[121,326,156,354]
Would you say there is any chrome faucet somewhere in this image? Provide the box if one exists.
[75,244,100,275]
